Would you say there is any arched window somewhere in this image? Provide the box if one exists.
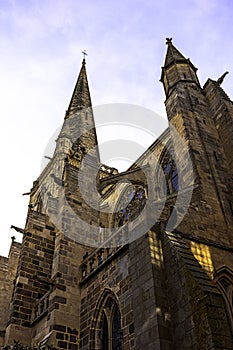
[100,302,122,350]
[114,185,146,228]
[90,290,123,350]
[215,267,233,332]
[162,156,178,195]
[157,146,179,198]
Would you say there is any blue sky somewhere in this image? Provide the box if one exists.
[0,0,232,256]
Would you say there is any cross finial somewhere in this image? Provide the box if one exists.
[166,38,173,45]
[82,50,88,61]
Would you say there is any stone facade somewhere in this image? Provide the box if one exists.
[0,241,20,346]
[0,39,233,349]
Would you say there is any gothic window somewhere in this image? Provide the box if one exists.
[219,276,233,311]
[92,292,123,350]
[215,268,233,332]
[114,185,146,228]
[160,151,179,197]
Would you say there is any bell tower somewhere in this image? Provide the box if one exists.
[161,37,200,96]
[160,38,233,241]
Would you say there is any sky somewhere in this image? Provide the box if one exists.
[0,0,232,256]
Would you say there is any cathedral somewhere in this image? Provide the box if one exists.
[0,39,233,349]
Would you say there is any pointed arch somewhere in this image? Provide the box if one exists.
[214,266,233,333]
[90,288,123,350]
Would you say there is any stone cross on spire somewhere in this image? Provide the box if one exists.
[82,50,88,62]
[166,37,173,45]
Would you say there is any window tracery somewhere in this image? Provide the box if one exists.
[91,290,122,350]
[114,185,146,228]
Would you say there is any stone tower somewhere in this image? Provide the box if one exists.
[160,38,233,238]
[0,40,233,349]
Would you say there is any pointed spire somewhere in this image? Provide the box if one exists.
[161,38,200,96]
[65,58,92,119]
[164,38,187,67]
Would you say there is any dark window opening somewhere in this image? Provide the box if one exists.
[112,308,122,350]
[100,300,122,350]
[219,277,231,292]
[102,313,109,350]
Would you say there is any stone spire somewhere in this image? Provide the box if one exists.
[163,37,187,67]
[65,58,92,119]
[160,38,200,96]
[60,56,100,163]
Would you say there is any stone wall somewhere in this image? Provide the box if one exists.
[162,230,233,349]
[79,245,134,350]
[204,79,233,175]
[0,241,21,345]
[5,211,56,345]
[0,255,9,346]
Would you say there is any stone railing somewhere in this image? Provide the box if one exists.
[80,225,129,281]
[31,290,50,323]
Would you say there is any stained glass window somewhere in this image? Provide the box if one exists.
[115,186,146,227]
[100,300,122,350]
[160,150,179,197]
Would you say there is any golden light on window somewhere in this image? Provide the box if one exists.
[149,232,163,267]
[190,242,214,277]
